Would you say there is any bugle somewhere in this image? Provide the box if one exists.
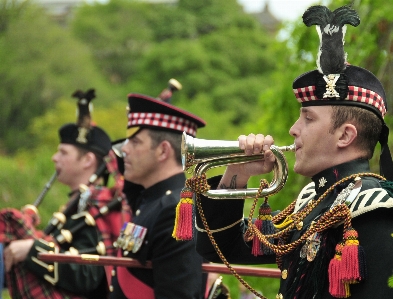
[181,132,295,199]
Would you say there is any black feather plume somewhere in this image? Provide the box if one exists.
[72,89,96,129]
[302,5,360,75]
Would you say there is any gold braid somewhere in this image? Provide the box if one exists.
[192,172,385,299]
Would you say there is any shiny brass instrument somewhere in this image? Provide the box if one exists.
[181,132,295,199]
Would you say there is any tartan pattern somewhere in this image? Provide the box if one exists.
[7,265,84,299]
[0,191,129,299]
[0,209,83,299]
[293,86,318,102]
[88,189,131,257]
[0,209,45,243]
[127,112,198,136]
[293,85,387,116]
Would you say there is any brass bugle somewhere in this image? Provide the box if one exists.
[181,132,295,199]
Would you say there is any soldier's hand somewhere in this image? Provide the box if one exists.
[219,134,275,189]
[4,239,34,271]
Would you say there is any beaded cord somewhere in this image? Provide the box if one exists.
[191,172,385,299]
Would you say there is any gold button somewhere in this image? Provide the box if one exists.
[135,209,140,216]
[166,190,172,195]
[281,269,288,279]
[109,285,114,292]
[48,265,54,272]
[296,221,303,230]
[111,269,116,276]
[276,293,283,299]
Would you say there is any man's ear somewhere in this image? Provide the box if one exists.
[156,140,172,162]
[82,152,97,168]
[337,123,358,148]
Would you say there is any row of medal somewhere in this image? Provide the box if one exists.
[114,222,147,255]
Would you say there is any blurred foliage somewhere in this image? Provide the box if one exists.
[0,0,123,153]
[3,0,393,297]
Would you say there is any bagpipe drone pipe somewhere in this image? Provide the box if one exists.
[0,149,130,299]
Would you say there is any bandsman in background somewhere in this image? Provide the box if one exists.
[2,89,130,299]
[110,82,207,299]
[193,5,393,299]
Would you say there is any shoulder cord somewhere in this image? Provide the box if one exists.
[193,172,385,299]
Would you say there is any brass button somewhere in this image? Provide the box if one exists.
[281,269,288,279]
[135,209,140,216]
[276,293,283,299]
[109,285,114,292]
[111,269,116,276]
[296,221,303,230]
[166,190,172,195]
[48,265,54,272]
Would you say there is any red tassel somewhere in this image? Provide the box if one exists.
[251,219,262,256]
[341,227,366,283]
[251,201,274,256]
[328,242,350,298]
[172,188,194,241]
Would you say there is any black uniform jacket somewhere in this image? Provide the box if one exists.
[195,159,393,299]
[110,173,205,299]
[24,194,107,299]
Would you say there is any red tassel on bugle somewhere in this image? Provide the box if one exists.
[251,218,262,256]
[172,187,194,240]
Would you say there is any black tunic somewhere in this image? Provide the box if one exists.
[110,173,205,299]
[196,159,393,298]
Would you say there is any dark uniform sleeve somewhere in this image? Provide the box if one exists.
[349,208,393,297]
[149,195,204,299]
[24,216,106,296]
[195,176,276,265]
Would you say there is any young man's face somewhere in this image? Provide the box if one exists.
[289,105,339,177]
[121,129,160,188]
[52,143,85,188]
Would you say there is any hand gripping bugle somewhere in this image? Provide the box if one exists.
[43,161,108,235]
[181,132,295,199]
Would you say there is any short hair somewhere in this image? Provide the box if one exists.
[147,128,182,165]
[329,106,382,159]
[75,146,105,169]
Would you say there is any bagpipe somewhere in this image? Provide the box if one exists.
[0,149,130,299]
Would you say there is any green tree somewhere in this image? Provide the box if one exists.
[71,0,277,131]
[0,0,115,153]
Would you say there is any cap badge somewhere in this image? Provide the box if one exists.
[77,127,88,144]
[323,74,340,98]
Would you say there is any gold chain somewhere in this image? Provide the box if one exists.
[193,172,385,299]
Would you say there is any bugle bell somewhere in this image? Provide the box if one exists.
[181,132,295,199]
